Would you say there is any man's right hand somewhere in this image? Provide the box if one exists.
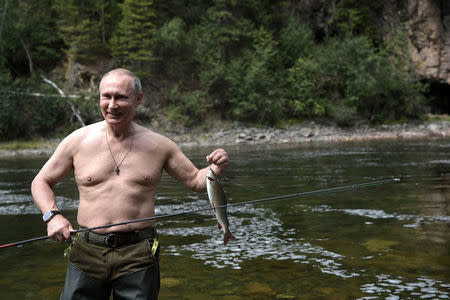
[47,214,74,242]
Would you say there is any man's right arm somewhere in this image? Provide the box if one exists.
[31,135,77,241]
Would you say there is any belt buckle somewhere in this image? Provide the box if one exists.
[105,233,119,248]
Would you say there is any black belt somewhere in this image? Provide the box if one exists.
[78,226,156,248]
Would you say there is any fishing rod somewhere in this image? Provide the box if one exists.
[0,177,400,249]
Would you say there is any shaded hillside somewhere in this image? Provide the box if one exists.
[0,0,448,140]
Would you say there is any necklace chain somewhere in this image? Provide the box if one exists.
[105,126,132,175]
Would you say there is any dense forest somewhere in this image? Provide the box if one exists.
[0,0,430,140]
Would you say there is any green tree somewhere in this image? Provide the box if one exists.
[226,27,284,124]
[152,17,193,81]
[278,18,315,67]
[53,0,119,63]
[189,1,254,111]
[331,0,383,44]
[0,67,69,139]
[0,0,64,75]
[110,0,157,76]
[284,34,426,125]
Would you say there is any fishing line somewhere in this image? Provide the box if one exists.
[221,174,276,196]
[0,177,400,249]
[208,162,275,196]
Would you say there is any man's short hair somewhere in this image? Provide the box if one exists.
[99,68,142,95]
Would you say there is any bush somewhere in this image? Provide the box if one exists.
[283,34,426,124]
[284,57,327,119]
[167,85,211,127]
[0,73,69,140]
[0,69,100,140]
[225,28,284,125]
[152,18,193,80]
[278,18,315,67]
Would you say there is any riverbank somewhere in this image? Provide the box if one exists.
[164,119,450,148]
[0,119,449,157]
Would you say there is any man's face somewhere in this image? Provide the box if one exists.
[99,72,142,126]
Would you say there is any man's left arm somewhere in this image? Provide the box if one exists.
[164,142,229,192]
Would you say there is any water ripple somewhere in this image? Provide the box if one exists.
[158,200,357,278]
[307,205,450,228]
[359,275,449,299]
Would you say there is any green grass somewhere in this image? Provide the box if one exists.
[426,113,450,122]
[0,139,53,151]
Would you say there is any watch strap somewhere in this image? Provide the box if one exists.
[43,210,61,223]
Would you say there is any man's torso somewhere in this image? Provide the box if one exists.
[71,122,169,233]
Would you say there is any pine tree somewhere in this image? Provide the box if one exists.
[53,0,119,63]
[110,0,156,76]
[0,0,64,75]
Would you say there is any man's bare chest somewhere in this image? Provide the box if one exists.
[73,147,164,188]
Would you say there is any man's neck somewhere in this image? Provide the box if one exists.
[105,121,135,141]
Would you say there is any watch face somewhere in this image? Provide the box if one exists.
[43,210,59,222]
[43,211,52,222]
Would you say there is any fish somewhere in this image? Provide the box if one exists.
[206,168,237,246]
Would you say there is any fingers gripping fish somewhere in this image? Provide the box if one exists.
[206,168,237,246]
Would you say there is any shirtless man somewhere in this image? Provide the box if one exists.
[31,68,229,299]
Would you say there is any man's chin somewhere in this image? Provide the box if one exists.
[106,115,122,123]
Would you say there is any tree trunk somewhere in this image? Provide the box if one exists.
[100,0,105,44]
[41,75,86,127]
[0,0,9,45]
[20,37,33,74]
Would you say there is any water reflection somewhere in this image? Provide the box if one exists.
[308,205,450,228]
[360,275,449,299]
[0,139,448,299]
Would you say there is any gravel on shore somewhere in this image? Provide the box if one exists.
[165,120,450,148]
[1,120,449,157]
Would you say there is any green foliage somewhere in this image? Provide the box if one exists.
[0,0,64,74]
[332,0,383,44]
[226,27,284,124]
[0,70,67,139]
[71,93,102,125]
[0,65,100,140]
[0,70,25,139]
[167,85,211,127]
[152,17,193,80]
[190,1,255,97]
[278,18,315,67]
[110,0,157,76]
[284,34,426,125]
[0,0,431,138]
[284,57,327,119]
[189,2,289,124]
[53,0,116,63]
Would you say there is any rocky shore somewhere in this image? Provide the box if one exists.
[165,119,450,148]
[1,120,449,158]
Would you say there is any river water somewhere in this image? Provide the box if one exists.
[0,138,448,299]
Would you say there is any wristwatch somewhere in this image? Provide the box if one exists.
[43,210,61,223]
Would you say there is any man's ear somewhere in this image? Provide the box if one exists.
[136,92,144,106]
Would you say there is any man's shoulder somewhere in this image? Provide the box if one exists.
[60,122,102,147]
[135,124,171,141]
[134,124,178,149]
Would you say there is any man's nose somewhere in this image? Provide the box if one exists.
[108,100,119,109]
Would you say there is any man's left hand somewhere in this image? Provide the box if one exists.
[206,148,229,174]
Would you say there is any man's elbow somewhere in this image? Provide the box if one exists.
[31,174,54,193]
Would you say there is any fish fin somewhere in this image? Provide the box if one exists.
[223,230,237,246]
[217,222,222,230]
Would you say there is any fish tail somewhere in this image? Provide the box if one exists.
[223,230,237,246]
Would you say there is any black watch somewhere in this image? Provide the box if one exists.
[43,210,61,223]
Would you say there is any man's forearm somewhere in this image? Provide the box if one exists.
[31,176,59,214]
